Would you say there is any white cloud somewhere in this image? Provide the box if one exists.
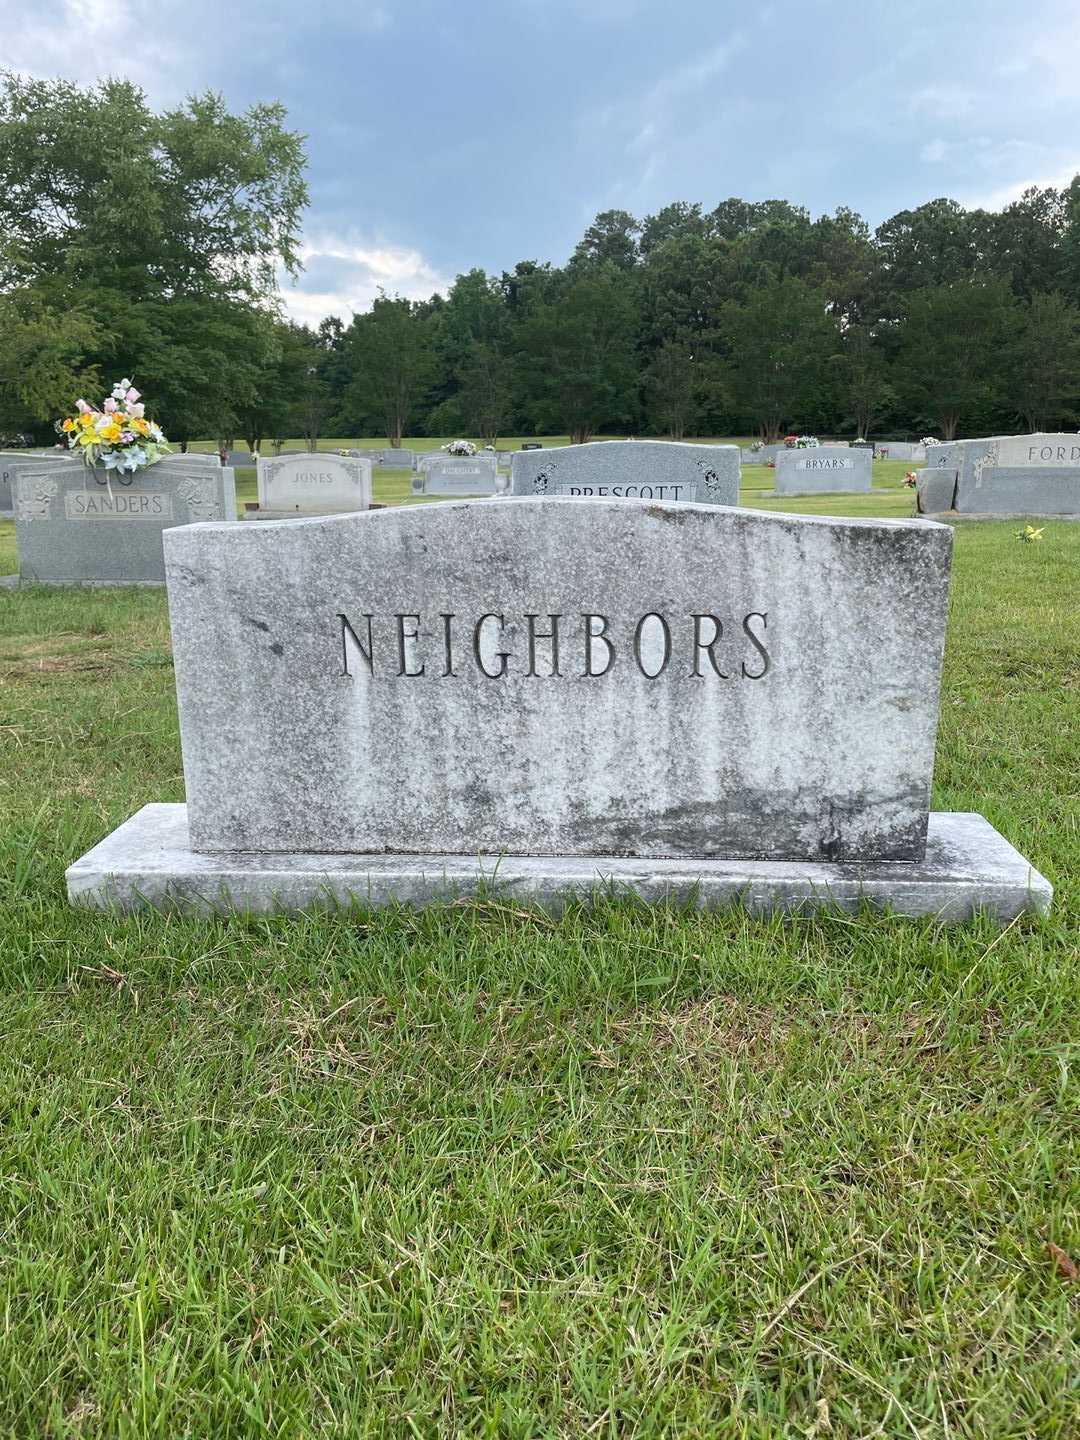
[921,139,948,163]
[280,233,451,325]
[908,85,978,121]
[962,163,1080,211]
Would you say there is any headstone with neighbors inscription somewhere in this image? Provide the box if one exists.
[254,452,372,517]
[773,445,872,495]
[510,440,739,505]
[66,497,1050,922]
[412,454,500,495]
[918,433,1080,516]
[13,457,235,585]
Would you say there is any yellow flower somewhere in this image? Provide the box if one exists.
[132,417,149,435]
[77,430,96,446]
[79,412,96,428]
[101,422,122,443]
[62,417,75,432]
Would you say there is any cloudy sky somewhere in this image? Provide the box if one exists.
[4,0,1080,325]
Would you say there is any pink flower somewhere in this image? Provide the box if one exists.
[126,387,140,404]
[120,431,135,443]
[103,398,118,413]
[129,402,145,419]
[76,399,90,414]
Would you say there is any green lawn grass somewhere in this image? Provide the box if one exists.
[0,471,1077,1434]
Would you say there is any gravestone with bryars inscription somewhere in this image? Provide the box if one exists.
[510,440,738,505]
[66,497,1050,920]
[13,457,236,585]
[917,433,1080,516]
[773,445,872,495]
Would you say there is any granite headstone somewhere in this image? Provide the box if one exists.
[14,457,236,585]
[918,433,1080,515]
[773,446,872,495]
[510,440,739,505]
[66,497,1051,920]
[0,450,65,514]
[255,452,372,515]
[412,455,500,495]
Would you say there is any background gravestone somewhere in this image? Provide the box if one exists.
[773,446,872,495]
[380,448,416,469]
[510,440,739,505]
[14,457,236,585]
[255,452,372,515]
[412,455,500,495]
[1,450,65,514]
[918,434,1080,515]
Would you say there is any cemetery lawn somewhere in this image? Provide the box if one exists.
[0,489,1078,1436]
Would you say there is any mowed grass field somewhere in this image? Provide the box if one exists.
[0,449,1077,1435]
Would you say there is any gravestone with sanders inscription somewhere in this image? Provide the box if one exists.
[13,457,235,585]
[773,445,872,495]
[255,452,372,516]
[66,497,1049,921]
[510,440,739,505]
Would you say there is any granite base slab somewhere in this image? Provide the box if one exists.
[919,511,1080,522]
[66,806,1051,923]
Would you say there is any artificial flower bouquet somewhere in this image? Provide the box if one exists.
[903,471,918,488]
[58,379,170,477]
[795,435,820,448]
[442,439,477,456]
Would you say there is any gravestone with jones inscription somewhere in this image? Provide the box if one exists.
[412,454,500,495]
[66,497,1049,920]
[510,440,739,504]
[917,433,1080,516]
[772,445,872,495]
[254,452,372,517]
[13,457,235,585]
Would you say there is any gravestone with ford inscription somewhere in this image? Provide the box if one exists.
[67,497,1049,921]
[773,445,872,495]
[254,452,372,517]
[13,457,235,585]
[510,440,739,505]
[917,433,1080,516]
[412,454,500,495]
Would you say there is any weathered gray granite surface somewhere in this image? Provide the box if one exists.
[256,452,372,513]
[773,446,872,494]
[380,448,416,469]
[921,434,1080,515]
[0,449,65,514]
[916,468,958,515]
[65,805,1052,920]
[163,499,952,862]
[510,440,739,505]
[14,458,236,585]
[413,455,500,494]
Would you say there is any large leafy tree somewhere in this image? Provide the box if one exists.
[0,72,307,432]
[721,277,840,440]
[514,263,640,443]
[342,295,437,445]
[896,280,1018,439]
[1007,292,1080,431]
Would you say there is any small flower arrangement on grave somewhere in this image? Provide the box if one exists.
[783,434,798,448]
[1016,525,1045,543]
[795,435,820,448]
[903,471,918,488]
[443,439,477,456]
[749,439,764,452]
[58,380,170,478]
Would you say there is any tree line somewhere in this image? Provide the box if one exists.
[3,75,1080,448]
